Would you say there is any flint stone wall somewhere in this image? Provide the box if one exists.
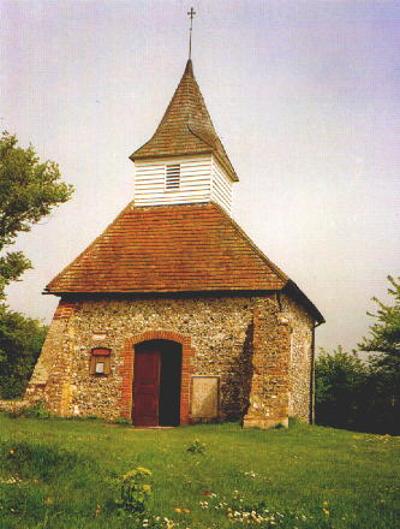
[26,293,314,426]
[283,296,314,421]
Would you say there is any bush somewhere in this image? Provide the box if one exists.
[21,401,51,419]
[315,347,368,430]
[315,347,399,434]
[186,439,206,455]
[116,466,152,515]
[6,401,51,419]
[114,417,131,426]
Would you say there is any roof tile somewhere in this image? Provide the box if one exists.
[46,203,287,294]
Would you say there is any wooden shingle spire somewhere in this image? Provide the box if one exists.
[130,60,238,182]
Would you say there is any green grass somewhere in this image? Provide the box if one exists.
[0,415,399,529]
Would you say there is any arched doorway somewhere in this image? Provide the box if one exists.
[133,339,182,427]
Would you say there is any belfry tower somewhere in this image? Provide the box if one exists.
[130,59,237,215]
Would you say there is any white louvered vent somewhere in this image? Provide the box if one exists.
[166,164,180,191]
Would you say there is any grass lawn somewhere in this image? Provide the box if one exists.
[0,415,399,529]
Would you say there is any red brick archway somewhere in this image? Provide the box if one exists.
[119,331,194,425]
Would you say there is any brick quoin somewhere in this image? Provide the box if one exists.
[53,301,80,320]
[119,330,194,425]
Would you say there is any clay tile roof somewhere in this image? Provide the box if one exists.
[46,202,288,295]
[130,60,239,182]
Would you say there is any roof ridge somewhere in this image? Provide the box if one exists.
[187,123,216,149]
[45,202,135,293]
[207,203,325,322]
[209,202,289,284]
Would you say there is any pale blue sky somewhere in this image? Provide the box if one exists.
[1,0,399,350]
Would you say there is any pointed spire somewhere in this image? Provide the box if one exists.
[184,58,193,76]
[130,61,238,182]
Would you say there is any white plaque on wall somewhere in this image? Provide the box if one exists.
[191,376,219,419]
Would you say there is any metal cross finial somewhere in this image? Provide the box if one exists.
[187,7,196,60]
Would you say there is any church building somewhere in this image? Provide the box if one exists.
[26,59,324,429]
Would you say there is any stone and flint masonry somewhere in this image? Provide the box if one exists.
[26,59,324,428]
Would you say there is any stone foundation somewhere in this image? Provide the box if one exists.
[0,399,29,414]
[26,292,315,427]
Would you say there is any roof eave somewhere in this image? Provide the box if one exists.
[129,150,239,183]
[43,287,284,298]
[283,279,325,325]
[130,149,212,162]
[212,153,239,182]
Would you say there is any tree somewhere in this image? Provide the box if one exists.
[358,275,400,356]
[315,277,400,435]
[358,275,400,433]
[0,308,47,399]
[0,131,74,398]
[0,131,74,299]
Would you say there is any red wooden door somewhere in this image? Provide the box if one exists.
[133,346,161,426]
